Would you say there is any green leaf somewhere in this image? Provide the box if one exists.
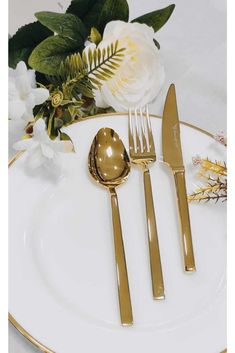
[33,105,45,121]
[153,38,160,49]
[131,4,175,32]
[35,11,87,42]
[54,117,64,129]
[89,27,102,45]
[47,108,56,136]
[62,109,73,123]
[9,21,52,68]
[67,0,129,32]
[60,132,75,151]
[28,35,81,75]
[60,132,72,141]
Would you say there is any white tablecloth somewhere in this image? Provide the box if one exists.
[8,0,226,352]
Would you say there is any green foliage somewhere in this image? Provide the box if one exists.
[66,0,129,32]
[28,12,89,75]
[132,4,175,32]
[28,35,82,75]
[35,11,87,41]
[9,22,52,68]
[10,1,175,78]
[9,0,176,146]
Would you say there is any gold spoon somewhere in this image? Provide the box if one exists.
[88,127,133,326]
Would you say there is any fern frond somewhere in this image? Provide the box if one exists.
[188,180,227,202]
[188,192,227,203]
[200,158,227,176]
[189,157,227,203]
[55,40,125,98]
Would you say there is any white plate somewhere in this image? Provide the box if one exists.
[9,113,226,353]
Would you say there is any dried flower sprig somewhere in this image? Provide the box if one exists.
[214,130,227,146]
[188,157,227,203]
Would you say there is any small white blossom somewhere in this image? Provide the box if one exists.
[13,119,73,170]
[9,61,49,123]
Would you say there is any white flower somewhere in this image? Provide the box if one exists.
[9,61,49,123]
[91,21,165,111]
[13,119,73,170]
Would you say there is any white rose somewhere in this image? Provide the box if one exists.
[92,21,165,111]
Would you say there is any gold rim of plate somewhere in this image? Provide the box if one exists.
[8,112,225,353]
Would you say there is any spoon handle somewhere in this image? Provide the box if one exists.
[110,188,133,326]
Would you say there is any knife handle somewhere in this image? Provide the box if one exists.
[173,171,196,272]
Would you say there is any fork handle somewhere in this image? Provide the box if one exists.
[143,167,165,299]
[173,171,196,272]
[109,188,133,326]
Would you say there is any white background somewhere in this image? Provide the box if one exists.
[8,0,226,352]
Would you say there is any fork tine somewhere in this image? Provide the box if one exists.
[139,108,148,153]
[134,108,142,153]
[128,109,135,154]
[146,105,155,153]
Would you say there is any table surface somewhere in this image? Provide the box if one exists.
[8,0,226,352]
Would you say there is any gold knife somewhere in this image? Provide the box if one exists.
[162,84,196,272]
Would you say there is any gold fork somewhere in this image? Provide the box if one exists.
[128,106,165,300]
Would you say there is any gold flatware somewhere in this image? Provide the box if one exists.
[162,84,196,272]
[128,107,165,300]
[88,127,133,326]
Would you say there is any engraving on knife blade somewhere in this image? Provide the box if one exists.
[173,123,181,150]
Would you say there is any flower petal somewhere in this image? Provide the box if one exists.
[13,137,36,151]
[28,69,36,88]
[93,89,109,108]
[40,143,55,159]
[9,100,26,120]
[8,81,19,101]
[27,147,46,169]
[51,140,74,153]
[32,88,49,105]
[44,153,62,175]
[15,75,31,96]
[15,61,28,75]
[33,119,48,139]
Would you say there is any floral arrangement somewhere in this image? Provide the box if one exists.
[9,0,175,169]
[189,132,227,203]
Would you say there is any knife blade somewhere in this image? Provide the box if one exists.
[162,84,196,272]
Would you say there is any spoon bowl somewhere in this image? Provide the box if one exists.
[88,127,131,188]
